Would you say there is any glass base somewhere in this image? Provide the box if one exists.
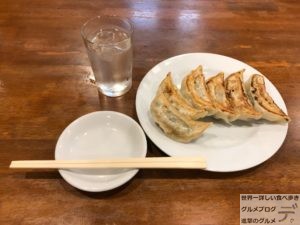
[97,80,132,97]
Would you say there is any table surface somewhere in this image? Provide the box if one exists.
[1,0,299,224]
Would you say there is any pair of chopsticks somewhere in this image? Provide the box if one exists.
[10,157,206,169]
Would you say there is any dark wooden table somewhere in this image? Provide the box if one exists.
[1,0,299,224]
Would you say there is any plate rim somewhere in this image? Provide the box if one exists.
[136,52,289,172]
[55,111,147,192]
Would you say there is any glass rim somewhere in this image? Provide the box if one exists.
[81,15,133,46]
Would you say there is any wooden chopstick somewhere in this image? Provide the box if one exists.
[10,157,206,169]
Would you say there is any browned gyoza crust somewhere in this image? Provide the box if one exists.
[157,73,207,120]
[245,74,290,123]
[206,72,238,122]
[225,70,262,121]
[180,66,216,115]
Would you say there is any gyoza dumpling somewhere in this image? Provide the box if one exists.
[206,72,238,123]
[157,73,207,120]
[225,70,262,121]
[245,74,290,123]
[150,93,212,143]
[181,66,216,115]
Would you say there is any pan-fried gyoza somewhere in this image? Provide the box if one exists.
[157,73,207,120]
[206,72,238,123]
[150,93,212,143]
[224,70,262,121]
[245,74,290,123]
[181,66,216,115]
[150,66,290,143]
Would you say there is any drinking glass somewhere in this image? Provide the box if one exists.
[81,16,133,97]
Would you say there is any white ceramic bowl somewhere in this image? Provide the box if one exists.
[55,111,147,192]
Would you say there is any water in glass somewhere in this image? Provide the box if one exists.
[86,27,132,97]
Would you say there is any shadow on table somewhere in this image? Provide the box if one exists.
[25,171,61,179]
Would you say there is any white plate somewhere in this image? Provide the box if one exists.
[136,53,288,172]
[55,111,147,192]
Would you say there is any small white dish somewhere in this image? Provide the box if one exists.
[136,53,289,172]
[55,111,147,192]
